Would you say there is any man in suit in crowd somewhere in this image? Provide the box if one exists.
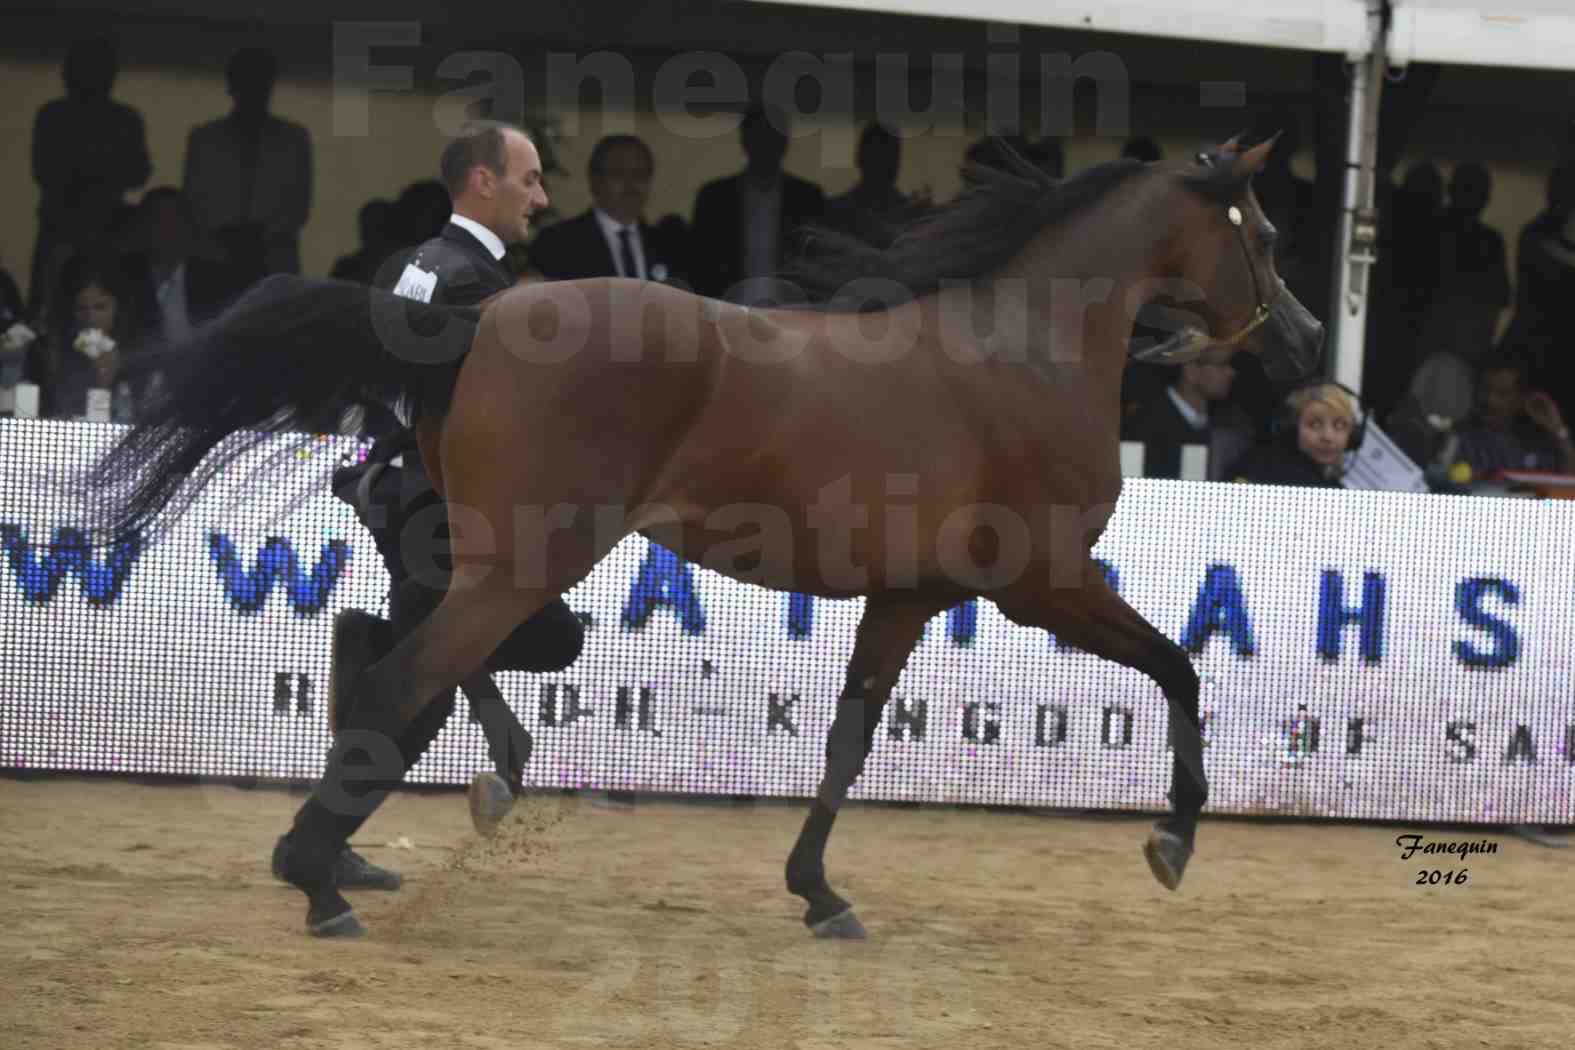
[689,104,825,303]
[272,123,585,919]
[1127,350,1254,481]
[29,36,151,316]
[529,134,688,286]
[182,48,312,277]
[121,187,255,346]
[821,122,922,250]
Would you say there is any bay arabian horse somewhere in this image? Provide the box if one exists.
[84,137,1322,937]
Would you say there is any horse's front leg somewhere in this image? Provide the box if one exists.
[785,597,940,938]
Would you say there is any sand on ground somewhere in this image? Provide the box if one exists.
[1,777,1570,1050]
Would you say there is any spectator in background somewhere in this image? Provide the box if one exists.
[1126,350,1253,480]
[183,47,312,277]
[386,180,454,261]
[1499,164,1575,418]
[528,134,689,286]
[1449,355,1574,479]
[29,36,151,316]
[821,122,924,251]
[1227,382,1360,488]
[1416,162,1511,367]
[690,103,825,303]
[0,267,24,326]
[41,253,145,421]
[1385,347,1477,469]
[330,199,397,284]
[120,187,256,347]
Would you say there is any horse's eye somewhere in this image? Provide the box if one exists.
[1260,228,1279,248]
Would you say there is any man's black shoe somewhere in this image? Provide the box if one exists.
[272,834,403,891]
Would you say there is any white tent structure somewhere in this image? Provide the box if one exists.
[749,0,1574,397]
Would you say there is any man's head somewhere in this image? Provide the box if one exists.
[1177,351,1237,403]
[588,135,654,226]
[63,37,117,100]
[856,123,901,190]
[440,122,550,245]
[1477,357,1530,429]
[227,48,277,122]
[740,104,789,176]
[137,186,196,264]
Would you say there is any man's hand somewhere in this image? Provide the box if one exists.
[1525,390,1567,438]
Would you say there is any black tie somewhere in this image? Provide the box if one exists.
[617,227,640,279]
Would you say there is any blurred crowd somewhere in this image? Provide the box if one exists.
[4,36,1574,495]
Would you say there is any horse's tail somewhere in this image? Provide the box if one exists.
[83,273,479,544]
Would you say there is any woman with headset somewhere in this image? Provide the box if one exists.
[1226,381,1362,488]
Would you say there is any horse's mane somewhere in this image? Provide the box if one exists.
[785,141,1251,312]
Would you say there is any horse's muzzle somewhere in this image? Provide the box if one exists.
[1260,290,1324,382]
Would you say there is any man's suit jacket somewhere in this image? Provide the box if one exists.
[1128,388,1255,482]
[364,222,514,458]
[529,209,689,286]
[1128,389,1210,481]
[121,252,254,340]
[183,113,312,275]
[688,172,825,300]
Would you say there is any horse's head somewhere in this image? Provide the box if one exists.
[1135,136,1324,382]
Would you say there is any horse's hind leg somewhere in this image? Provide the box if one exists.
[785,597,941,939]
[996,557,1207,890]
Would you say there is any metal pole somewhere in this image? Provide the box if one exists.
[1329,2,1389,395]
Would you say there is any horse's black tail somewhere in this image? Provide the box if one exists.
[83,273,479,545]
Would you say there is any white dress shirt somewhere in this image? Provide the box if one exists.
[1166,386,1210,431]
[154,260,192,345]
[447,213,507,260]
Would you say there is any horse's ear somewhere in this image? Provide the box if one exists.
[1232,133,1280,178]
[1221,131,1246,153]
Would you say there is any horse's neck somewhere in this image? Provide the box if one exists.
[1004,197,1170,384]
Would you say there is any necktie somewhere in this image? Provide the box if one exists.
[617,227,640,280]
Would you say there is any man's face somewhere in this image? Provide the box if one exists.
[590,142,653,227]
[1194,357,1237,401]
[150,199,193,257]
[487,131,550,245]
[1479,368,1522,427]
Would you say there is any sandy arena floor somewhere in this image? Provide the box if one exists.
[1,776,1572,1049]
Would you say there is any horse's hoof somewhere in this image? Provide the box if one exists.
[308,908,366,938]
[1143,828,1192,891]
[468,772,514,837]
[810,908,868,940]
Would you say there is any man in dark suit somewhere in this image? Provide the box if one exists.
[529,134,688,286]
[689,104,825,303]
[1127,351,1253,480]
[273,122,585,923]
[120,187,254,346]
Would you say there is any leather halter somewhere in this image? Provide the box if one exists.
[1211,201,1276,348]
[1200,148,1278,348]
[1129,155,1279,366]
